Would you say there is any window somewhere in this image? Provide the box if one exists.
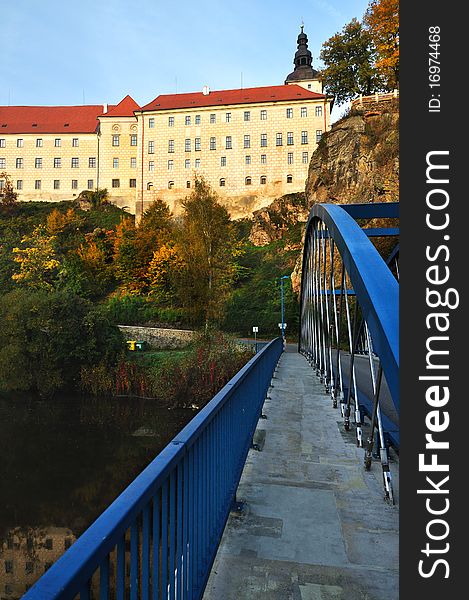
[225,112,231,123]
[287,132,294,145]
[244,135,250,149]
[130,178,136,188]
[225,136,232,149]
[112,135,120,146]
[195,114,201,125]
[0,139,5,148]
[260,176,267,185]
[210,137,216,150]
[54,157,61,168]
[168,159,174,170]
[87,179,94,189]
[220,156,226,167]
[316,130,323,142]
[261,154,267,164]
[149,117,155,128]
[130,157,137,168]
[72,137,79,147]
[245,155,251,165]
[301,107,308,117]
[287,152,294,164]
[185,159,191,169]
[16,179,23,190]
[302,151,309,164]
[168,140,174,153]
[260,133,267,147]
[195,158,201,168]
[17,138,24,147]
[244,111,251,121]
[287,174,293,183]
[130,134,137,146]
[219,178,225,187]
[149,160,155,172]
[148,141,155,154]
[71,157,79,168]
[245,177,252,185]
[35,158,42,169]
[113,158,119,169]
[185,139,191,152]
[308,84,312,89]
[315,106,323,117]
[36,138,43,147]
[112,179,120,188]
[286,108,293,119]
[276,133,283,146]
[195,137,201,151]
[185,115,191,126]
[168,116,174,127]
[210,114,216,124]
[72,180,78,189]
[147,182,153,190]
[0,158,5,169]
[35,179,41,189]
[301,131,308,144]
[89,157,96,168]
[260,109,267,120]
[55,138,61,147]
[168,181,174,189]
[53,180,60,190]
[16,158,23,169]
[186,180,191,188]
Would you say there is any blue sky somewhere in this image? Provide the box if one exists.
[2,0,369,116]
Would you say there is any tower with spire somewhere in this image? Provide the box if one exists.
[285,24,323,94]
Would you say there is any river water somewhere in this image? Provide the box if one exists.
[0,393,194,598]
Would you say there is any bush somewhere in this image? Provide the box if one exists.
[103,295,186,327]
[0,289,124,396]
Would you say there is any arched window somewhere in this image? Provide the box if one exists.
[260,176,267,185]
[146,182,153,190]
[245,176,252,186]
[186,181,191,188]
[219,178,226,187]
[168,181,174,189]
[286,174,293,183]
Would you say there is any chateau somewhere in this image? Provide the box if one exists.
[0,28,331,218]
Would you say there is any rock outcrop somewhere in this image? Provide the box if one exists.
[248,192,309,246]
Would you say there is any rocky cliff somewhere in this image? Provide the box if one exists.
[246,99,399,294]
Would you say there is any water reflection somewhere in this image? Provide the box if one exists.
[0,394,194,598]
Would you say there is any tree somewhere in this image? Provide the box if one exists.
[320,18,384,104]
[175,178,241,325]
[147,243,184,304]
[0,289,124,395]
[12,225,60,290]
[364,0,399,90]
[0,172,18,208]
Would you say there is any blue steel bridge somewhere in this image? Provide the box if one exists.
[24,202,399,600]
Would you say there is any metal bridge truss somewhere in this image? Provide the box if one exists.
[299,202,399,503]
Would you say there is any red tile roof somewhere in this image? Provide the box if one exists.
[141,84,325,112]
[0,105,104,134]
[100,95,140,118]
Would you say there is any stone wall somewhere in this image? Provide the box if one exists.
[118,325,195,349]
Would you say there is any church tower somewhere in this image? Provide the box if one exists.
[285,25,323,93]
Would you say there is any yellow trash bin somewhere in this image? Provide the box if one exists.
[126,340,137,351]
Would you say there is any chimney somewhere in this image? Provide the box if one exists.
[202,85,210,96]
[103,103,108,114]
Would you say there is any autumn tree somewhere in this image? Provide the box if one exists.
[147,243,184,304]
[174,178,241,325]
[320,18,384,104]
[364,0,399,90]
[12,225,60,290]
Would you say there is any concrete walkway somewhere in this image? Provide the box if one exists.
[203,351,399,600]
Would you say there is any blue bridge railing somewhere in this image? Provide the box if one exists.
[299,202,399,503]
[24,337,283,600]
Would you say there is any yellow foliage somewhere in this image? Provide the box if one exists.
[46,208,78,235]
[12,226,60,289]
[364,0,399,88]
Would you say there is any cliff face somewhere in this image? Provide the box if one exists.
[248,193,309,246]
[305,101,399,206]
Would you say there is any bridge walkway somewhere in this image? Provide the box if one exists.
[203,349,399,600]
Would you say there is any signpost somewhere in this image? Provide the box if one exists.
[252,326,259,352]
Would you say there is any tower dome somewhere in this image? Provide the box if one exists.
[285,25,320,89]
